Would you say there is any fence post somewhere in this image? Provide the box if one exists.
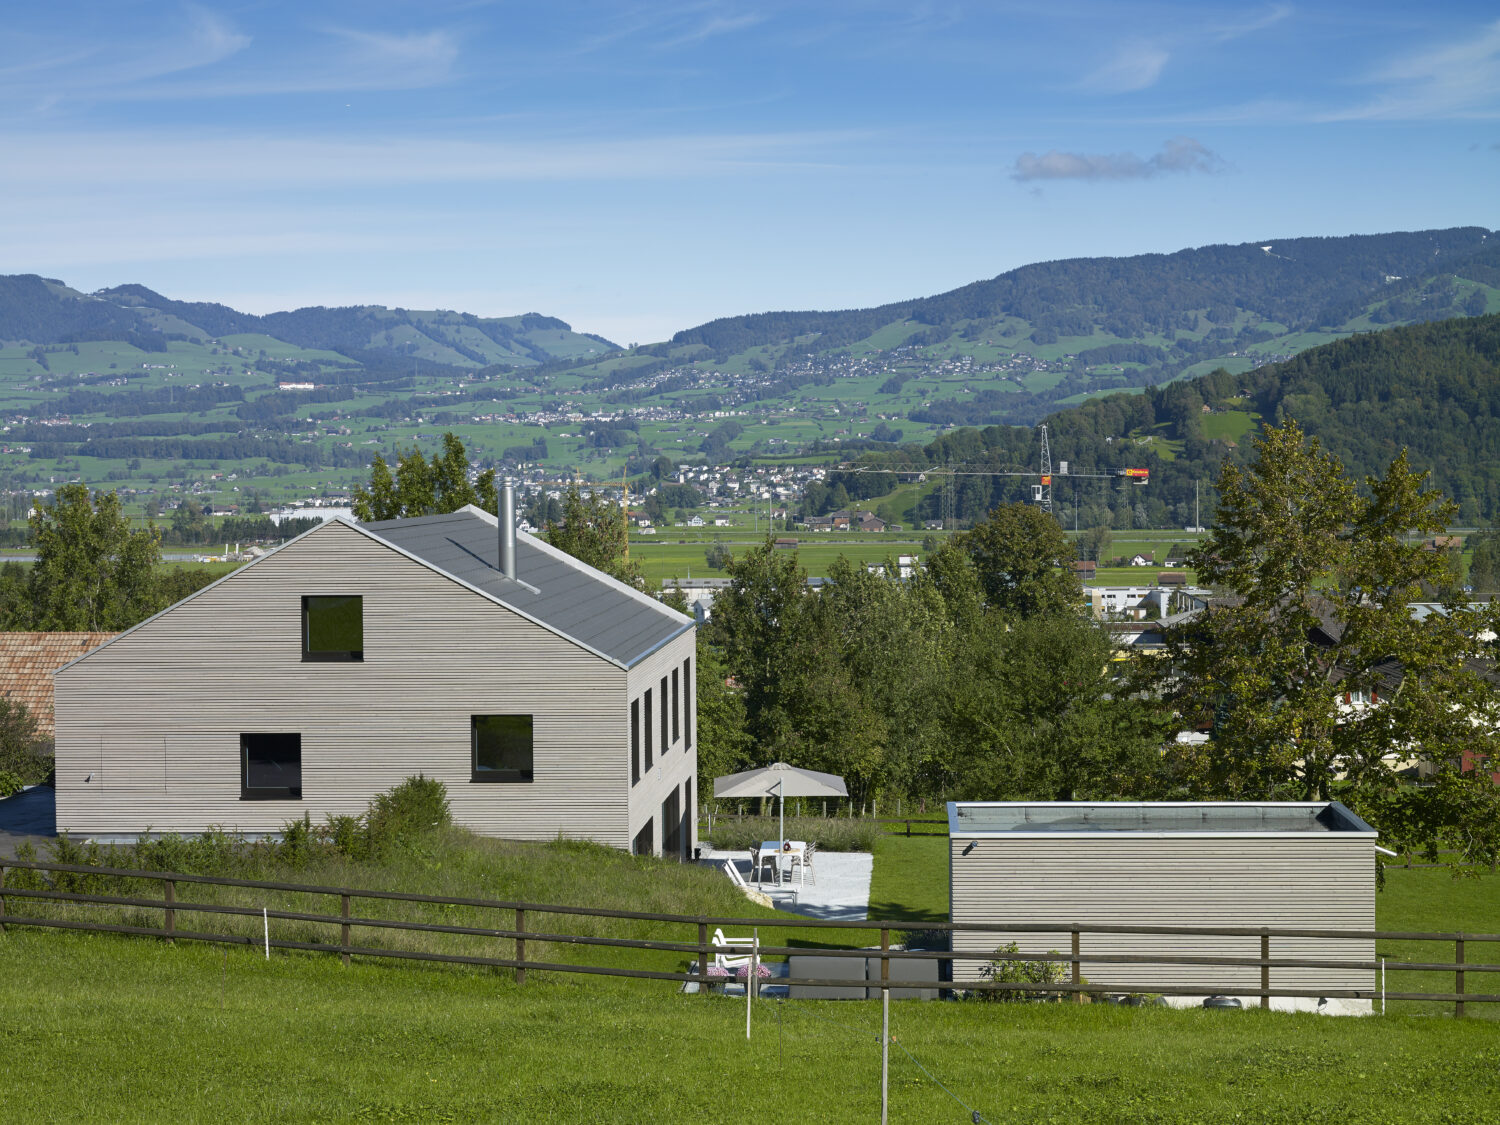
[698,922,709,996]
[1260,930,1270,1010]
[515,908,526,985]
[905,820,911,838]
[1455,936,1465,1019]
[341,894,351,967]
[1071,927,1082,1003]
[163,879,175,945]
[881,927,890,992]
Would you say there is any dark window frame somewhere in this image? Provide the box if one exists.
[671,667,680,746]
[683,657,693,751]
[630,698,641,785]
[240,732,303,801]
[471,714,535,783]
[660,674,669,749]
[301,595,364,662]
[643,688,653,773]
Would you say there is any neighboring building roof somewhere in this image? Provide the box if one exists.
[947,800,1377,838]
[363,508,691,668]
[0,632,116,737]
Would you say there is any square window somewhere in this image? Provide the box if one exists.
[241,733,302,800]
[472,715,533,783]
[303,595,363,661]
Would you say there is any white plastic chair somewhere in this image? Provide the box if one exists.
[712,926,755,971]
[792,841,817,885]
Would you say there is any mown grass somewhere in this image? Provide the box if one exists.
[3,930,1499,1124]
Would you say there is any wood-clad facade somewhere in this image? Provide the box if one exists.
[948,801,1376,1000]
[54,518,697,854]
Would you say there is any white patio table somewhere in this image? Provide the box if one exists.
[757,840,806,886]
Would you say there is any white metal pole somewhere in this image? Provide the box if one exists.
[263,907,269,960]
[881,986,890,1125]
[1381,958,1386,1014]
[746,933,758,1039]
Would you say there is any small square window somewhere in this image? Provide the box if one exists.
[241,733,302,800]
[303,595,363,661]
[472,715,533,783]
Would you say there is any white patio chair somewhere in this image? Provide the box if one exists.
[712,926,755,972]
[792,841,817,886]
[751,847,781,886]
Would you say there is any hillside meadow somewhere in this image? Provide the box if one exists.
[1,831,1496,1122]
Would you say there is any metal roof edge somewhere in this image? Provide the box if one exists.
[948,830,1380,840]
[946,799,1380,838]
[53,516,339,676]
[621,617,697,670]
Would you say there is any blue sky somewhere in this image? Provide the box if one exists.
[3,1,1498,345]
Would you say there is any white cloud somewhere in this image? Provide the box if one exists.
[1078,39,1171,94]
[1011,136,1225,182]
[1074,3,1290,95]
[1321,19,1500,121]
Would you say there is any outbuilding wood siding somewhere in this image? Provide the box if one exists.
[948,835,1374,993]
[55,519,694,849]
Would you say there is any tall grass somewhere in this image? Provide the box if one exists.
[704,815,882,852]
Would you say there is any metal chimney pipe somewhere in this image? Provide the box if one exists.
[500,478,517,581]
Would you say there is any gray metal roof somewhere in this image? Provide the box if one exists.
[947,801,1377,838]
[361,508,692,668]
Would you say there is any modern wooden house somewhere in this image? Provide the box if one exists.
[54,497,698,857]
[948,801,1378,1010]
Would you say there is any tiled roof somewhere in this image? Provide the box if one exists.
[0,632,115,737]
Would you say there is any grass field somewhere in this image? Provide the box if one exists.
[2,832,1498,1121]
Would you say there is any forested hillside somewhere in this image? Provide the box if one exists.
[0,275,613,369]
[850,312,1500,526]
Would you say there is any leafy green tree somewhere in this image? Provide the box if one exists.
[0,698,47,787]
[1468,531,1500,592]
[353,433,497,521]
[953,502,1081,618]
[16,483,162,631]
[545,484,645,591]
[1076,524,1112,563]
[693,639,753,794]
[946,612,1165,800]
[1144,420,1500,806]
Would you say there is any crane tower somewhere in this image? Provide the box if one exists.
[1032,424,1053,514]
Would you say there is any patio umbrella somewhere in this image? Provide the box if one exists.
[712,762,848,848]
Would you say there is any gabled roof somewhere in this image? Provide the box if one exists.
[362,507,692,668]
[0,632,116,736]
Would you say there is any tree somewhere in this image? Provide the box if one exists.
[946,613,1166,801]
[953,502,1081,618]
[1468,531,1500,593]
[693,638,753,795]
[1076,524,1113,563]
[352,433,497,522]
[1143,420,1500,811]
[14,484,163,631]
[0,698,47,788]
[545,484,645,591]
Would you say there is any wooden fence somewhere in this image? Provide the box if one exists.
[1,858,1496,1016]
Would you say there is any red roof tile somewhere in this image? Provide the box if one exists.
[0,632,116,738]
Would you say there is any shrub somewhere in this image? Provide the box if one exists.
[703,815,881,853]
[0,700,50,787]
[0,769,24,798]
[365,774,452,856]
[976,941,1070,1001]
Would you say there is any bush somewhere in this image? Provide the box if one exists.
[0,699,50,787]
[365,774,452,857]
[975,941,1070,1001]
[0,769,24,798]
[704,815,881,853]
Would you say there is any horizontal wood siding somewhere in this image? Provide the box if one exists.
[949,836,1374,993]
[625,634,698,856]
[55,521,635,846]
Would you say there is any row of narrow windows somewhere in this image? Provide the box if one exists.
[631,658,692,786]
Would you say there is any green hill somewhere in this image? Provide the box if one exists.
[845,312,1500,526]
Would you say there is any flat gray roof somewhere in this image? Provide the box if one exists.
[947,801,1377,838]
[363,508,691,668]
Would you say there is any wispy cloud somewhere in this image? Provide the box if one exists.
[0,10,460,110]
[1320,18,1500,121]
[1011,136,1225,182]
[1075,2,1290,95]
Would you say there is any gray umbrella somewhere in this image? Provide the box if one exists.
[713,762,848,848]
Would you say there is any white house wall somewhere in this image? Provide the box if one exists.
[54,520,641,846]
[949,836,1374,995]
[625,630,699,857]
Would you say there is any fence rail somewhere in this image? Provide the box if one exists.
[2,858,1495,1015]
